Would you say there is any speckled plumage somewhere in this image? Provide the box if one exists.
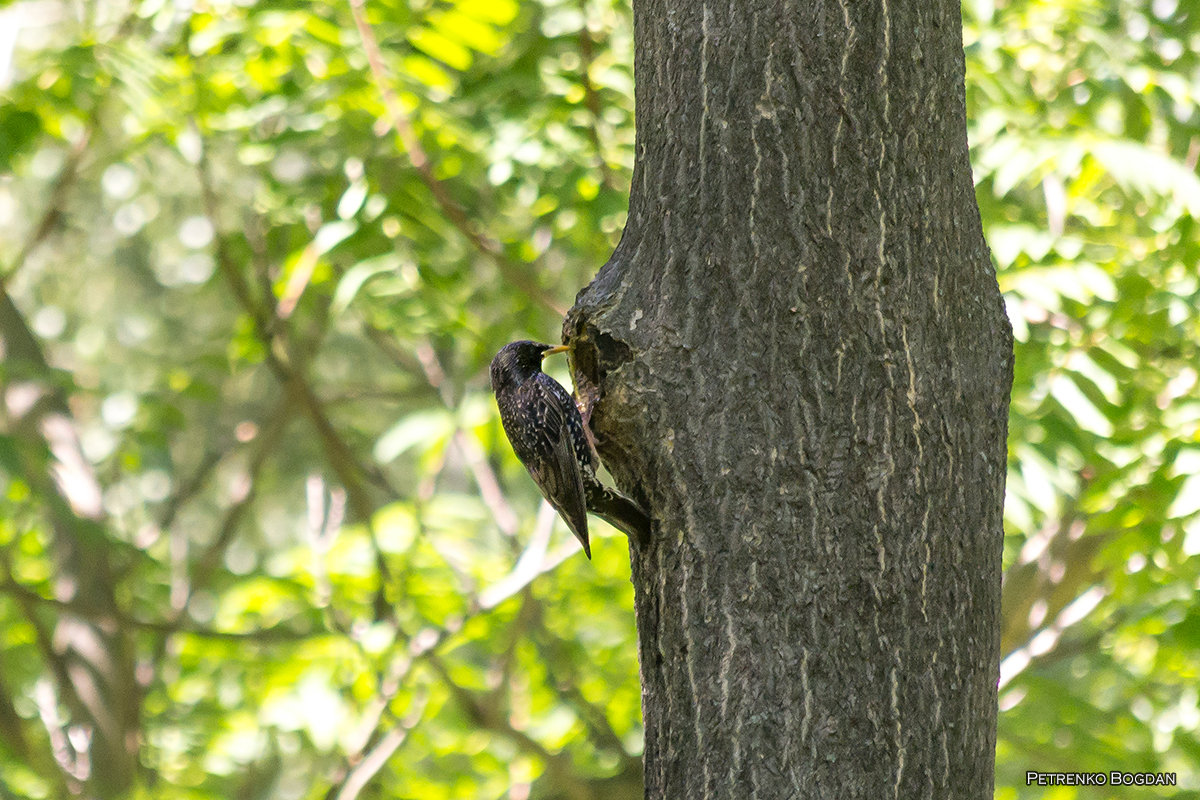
[491,340,649,558]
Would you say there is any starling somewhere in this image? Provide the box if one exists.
[490,340,650,558]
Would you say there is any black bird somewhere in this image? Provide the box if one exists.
[490,340,650,558]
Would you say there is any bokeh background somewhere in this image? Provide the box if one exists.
[1,0,1198,797]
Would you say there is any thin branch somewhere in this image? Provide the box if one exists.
[332,727,407,800]
[155,449,224,534]
[998,585,1108,691]
[329,692,429,800]
[322,386,435,407]
[1,118,95,285]
[346,0,564,315]
[477,503,564,609]
[243,210,284,323]
[0,579,330,643]
[398,511,572,676]
[454,431,520,536]
[360,319,522,539]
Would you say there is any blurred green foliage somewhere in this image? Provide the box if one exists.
[0,0,1197,797]
[966,1,1200,797]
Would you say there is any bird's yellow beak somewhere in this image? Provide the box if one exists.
[542,344,569,359]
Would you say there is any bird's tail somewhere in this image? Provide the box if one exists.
[586,485,651,547]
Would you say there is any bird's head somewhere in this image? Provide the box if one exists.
[490,340,568,392]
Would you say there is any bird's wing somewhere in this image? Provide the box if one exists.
[525,376,591,557]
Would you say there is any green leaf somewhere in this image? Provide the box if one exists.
[0,108,41,172]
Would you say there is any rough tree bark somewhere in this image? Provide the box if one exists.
[564,0,1012,797]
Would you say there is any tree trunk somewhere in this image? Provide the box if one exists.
[564,0,1012,797]
[1,289,140,796]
